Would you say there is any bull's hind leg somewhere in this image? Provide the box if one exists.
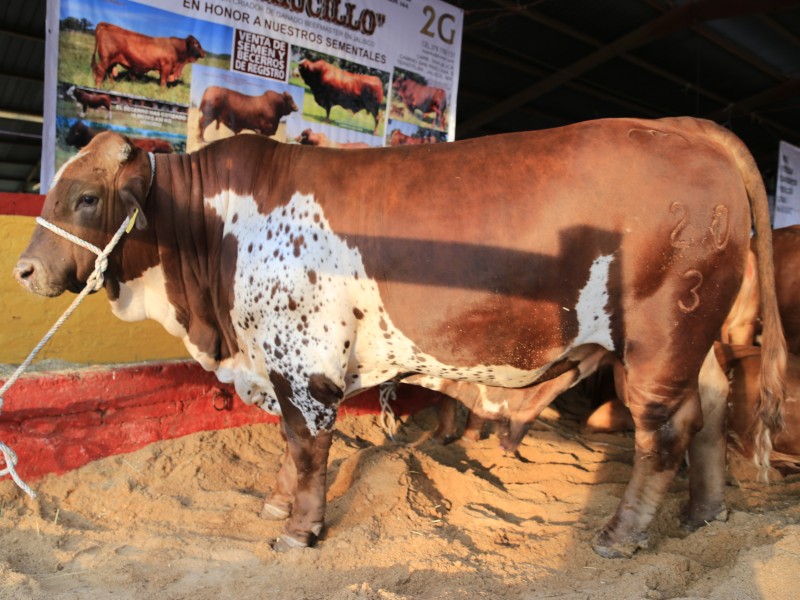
[684,347,729,528]
[594,370,704,558]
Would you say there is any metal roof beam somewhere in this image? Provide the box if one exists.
[0,28,45,43]
[0,109,44,123]
[463,41,664,119]
[706,79,800,121]
[486,0,733,108]
[458,0,800,136]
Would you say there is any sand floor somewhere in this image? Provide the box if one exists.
[1,403,798,599]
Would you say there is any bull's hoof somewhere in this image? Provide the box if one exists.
[462,427,484,442]
[260,500,291,521]
[681,504,728,531]
[272,533,310,552]
[272,523,323,552]
[593,529,649,559]
[433,432,459,446]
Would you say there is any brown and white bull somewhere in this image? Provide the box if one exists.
[722,225,800,352]
[392,76,448,130]
[198,87,298,141]
[66,86,112,119]
[92,22,206,88]
[298,59,384,132]
[14,117,786,558]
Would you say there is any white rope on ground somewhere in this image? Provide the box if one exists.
[0,152,154,498]
[378,381,399,441]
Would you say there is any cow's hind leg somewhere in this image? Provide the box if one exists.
[594,375,703,558]
[684,347,729,528]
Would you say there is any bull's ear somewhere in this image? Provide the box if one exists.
[112,137,134,164]
[116,141,150,230]
[119,181,148,230]
[118,173,149,231]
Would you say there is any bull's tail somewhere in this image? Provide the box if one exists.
[707,120,787,480]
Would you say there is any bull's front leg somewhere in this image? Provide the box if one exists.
[261,420,297,520]
[268,371,341,551]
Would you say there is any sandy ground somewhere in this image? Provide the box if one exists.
[1,399,798,600]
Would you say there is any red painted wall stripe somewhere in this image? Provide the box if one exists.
[0,362,437,481]
[0,192,44,216]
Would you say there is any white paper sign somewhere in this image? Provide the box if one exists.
[775,141,800,229]
[42,0,463,191]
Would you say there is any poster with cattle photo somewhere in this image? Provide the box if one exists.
[42,0,463,190]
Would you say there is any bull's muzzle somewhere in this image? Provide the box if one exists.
[13,256,62,297]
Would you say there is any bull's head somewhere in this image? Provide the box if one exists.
[65,120,92,149]
[297,59,318,84]
[14,132,150,297]
[283,92,299,114]
[186,35,206,60]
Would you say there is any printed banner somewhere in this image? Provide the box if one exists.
[775,141,800,228]
[43,0,463,191]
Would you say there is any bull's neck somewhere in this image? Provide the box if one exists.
[112,140,281,364]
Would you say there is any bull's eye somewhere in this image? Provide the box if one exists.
[78,195,99,208]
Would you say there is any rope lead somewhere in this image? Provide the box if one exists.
[0,153,154,497]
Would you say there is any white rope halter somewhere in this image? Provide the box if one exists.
[0,152,155,497]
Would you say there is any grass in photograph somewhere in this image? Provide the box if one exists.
[58,30,228,105]
[300,93,384,136]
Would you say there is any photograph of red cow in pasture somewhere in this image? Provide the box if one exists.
[294,128,371,148]
[391,71,449,132]
[66,85,112,119]
[63,120,174,154]
[293,50,388,135]
[91,22,206,89]
[197,86,299,141]
[389,128,440,146]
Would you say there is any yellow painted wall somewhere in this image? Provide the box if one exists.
[1,215,189,365]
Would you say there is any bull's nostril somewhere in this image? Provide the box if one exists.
[13,261,35,281]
